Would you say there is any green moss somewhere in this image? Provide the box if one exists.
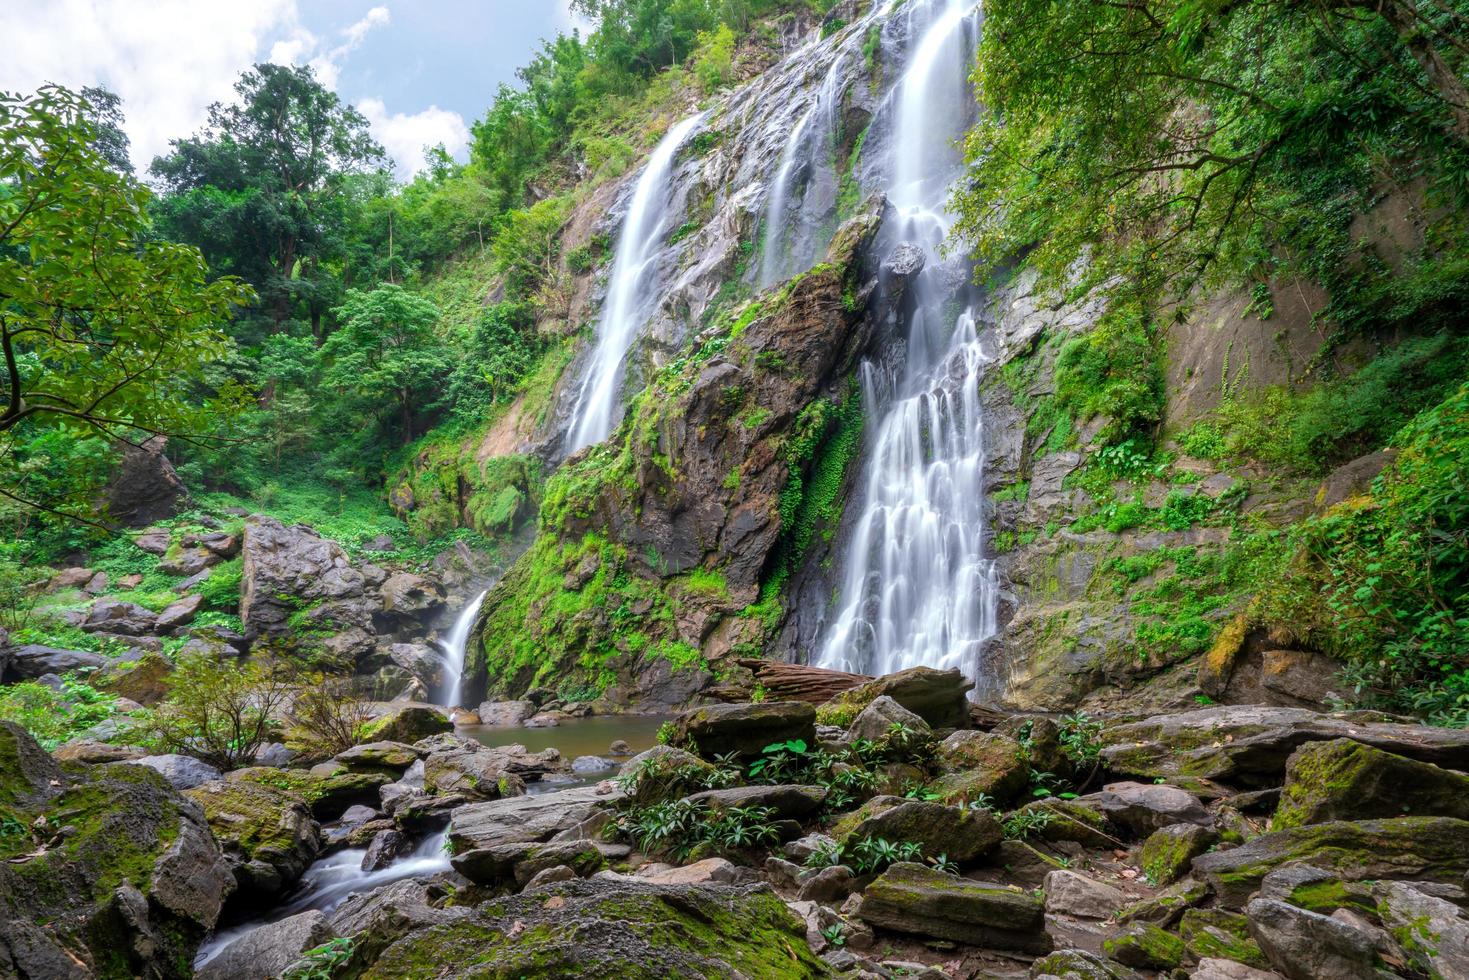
[1102,922,1185,970]
[1178,909,1270,970]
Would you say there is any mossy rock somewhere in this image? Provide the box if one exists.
[1139,823,1218,886]
[359,877,828,978]
[229,765,390,820]
[1178,908,1270,969]
[186,778,322,904]
[1102,922,1185,970]
[674,701,816,759]
[855,861,1052,953]
[831,795,1002,864]
[361,705,452,744]
[1192,816,1469,908]
[1116,878,1209,927]
[1016,797,1116,848]
[0,722,235,978]
[927,730,1028,805]
[1028,950,1143,980]
[819,666,972,729]
[1274,737,1469,829]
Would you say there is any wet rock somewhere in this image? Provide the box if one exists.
[685,783,828,821]
[357,876,826,978]
[361,828,413,872]
[448,784,624,851]
[1080,781,1213,837]
[854,862,1052,953]
[228,765,390,821]
[81,598,158,636]
[386,642,445,689]
[1044,869,1127,920]
[823,666,973,728]
[186,778,322,907]
[422,744,528,801]
[675,700,817,758]
[335,740,423,772]
[451,838,605,887]
[1274,737,1469,828]
[196,910,335,980]
[128,754,223,791]
[1102,922,1186,971]
[0,722,234,978]
[1193,817,1469,908]
[1139,823,1219,885]
[1101,705,1469,786]
[106,435,187,526]
[524,711,564,727]
[6,644,107,678]
[571,754,615,773]
[240,514,365,638]
[327,877,468,967]
[1245,897,1382,980]
[476,699,537,726]
[609,739,632,756]
[833,795,1001,864]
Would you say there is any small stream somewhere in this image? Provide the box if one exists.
[193,713,666,969]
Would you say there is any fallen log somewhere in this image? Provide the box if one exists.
[732,658,873,705]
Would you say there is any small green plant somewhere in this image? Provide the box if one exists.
[280,936,355,980]
[748,738,809,782]
[928,853,960,876]
[1002,809,1054,840]
[804,838,844,869]
[847,836,924,874]
[655,720,678,746]
[820,923,847,948]
[1057,712,1103,766]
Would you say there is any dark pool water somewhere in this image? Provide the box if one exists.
[461,713,668,760]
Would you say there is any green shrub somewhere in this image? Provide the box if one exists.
[1052,300,1163,446]
[196,559,242,611]
[0,678,118,751]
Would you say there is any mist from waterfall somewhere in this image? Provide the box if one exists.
[813,0,996,689]
[566,114,703,453]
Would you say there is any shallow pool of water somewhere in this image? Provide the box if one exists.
[461,713,668,760]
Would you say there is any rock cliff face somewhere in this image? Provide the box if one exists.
[462,207,882,708]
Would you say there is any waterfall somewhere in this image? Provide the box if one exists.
[439,590,487,709]
[814,0,995,686]
[566,113,704,453]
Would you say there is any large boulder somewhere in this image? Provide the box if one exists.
[448,783,624,852]
[361,704,452,744]
[422,744,529,801]
[1139,823,1218,886]
[377,572,445,618]
[335,740,423,773]
[1274,737,1469,828]
[833,796,1002,864]
[128,754,223,791]
[357,876,827,978]
[1079,781,1213,837]
[93,650,173,704]
[1375,881,1469,979]
[854,862,1052,953]
[1043,870,1128,920]
[821,666,974,728]
[327,877,470,967]
[1102,705,1469,786]
[1192,816,1469,908]
[105,435,187,526]
[846,694,931,743]
[476,699,537,726]
[228,765,391,821]
[450,838,604,887]
[6,644,106,679]
[195,910,336,980]
[185,778,322,907]
[683,783,828,821]
[674,700,816,758]
[239,515,367,638]
[80,598,159,637]
[0,722,235,978]
[1245,897,1382,980]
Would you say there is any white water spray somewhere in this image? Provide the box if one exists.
[566,114,704,452]
[815,0,995,686]
[440,589,487,709]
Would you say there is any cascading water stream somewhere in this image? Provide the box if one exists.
[814,0,996,688]
[439,589,487,709]
[566,113,704,453]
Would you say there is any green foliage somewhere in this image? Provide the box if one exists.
[617,799,780,861]
[0,678,118,751]
[1057,713,1103,766]
[197,559,242,612]
[1261,382,1469,724]
[0,85,253,523]
[1052,300,1163,447]
[1002,808,1053,841]
[139,653,295,770]
[844,836,923,874]
[280,937,356,980]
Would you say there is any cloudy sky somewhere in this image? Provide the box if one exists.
[0,1,592,177]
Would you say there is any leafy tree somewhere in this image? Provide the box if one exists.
[0,85,253,522]
[151,64,385,339]
[319,284,449,452]
[447,301,543,422]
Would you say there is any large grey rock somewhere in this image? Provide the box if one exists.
[1245,897,1381,980]
[674,700,816,757]
[185,779,322,907]
[240,515,366,638]
[847,694,931,743]
[386,642,444,689]
[1190,959,1285,980]
[106,435,186,526]
[1028,950,1146,979]
[1079,781,1213,837]
[1274,737,1469,828]
[476,699,537,726]
[155,593,204,632]
[1102,705,1469,785]
[855,862,1052,953]
[377,572,444,617]
[448,784,624,851]
[81,598,158,637]
[159,545,220,577]
[451,838,604,887]
[1044,869,1127,920]
[196,910,335,980]
[1375,881,1469,978]
[129,754,223,791]
[335,741,422,772]
[1193,817,1469,908]
[422,743,528,801]
[834,795,1002,864]
[825,666,974,728]
[7,644,106,678]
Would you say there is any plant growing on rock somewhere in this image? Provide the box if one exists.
[1002,809,1053,841]
[846,836,923,875]
[617,799,780,861]
[281,937,356,980]
[289,676,373,756]
[140,652,294,769]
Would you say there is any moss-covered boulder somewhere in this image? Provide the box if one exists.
[854,862,1052,953]
[0,722,235,978]
[186,778,322,906]
[228,764,391,820]
[820,666,973,729]
[1102,922,1186,970]
[1139,823,1218,885]
[1178,908,1271,970]
[1115,878,1209,928]
[358,876,829,978]
[1027,950,1144,979]
[334,740,423,773]
[675,700,816,758]
[361,704,452,744]
[1192,816,1469,908]
[684,783,827,821]
[832,795,1001,863]
[1274,737,1469,829]
[450,838,605,888]
[1015,797,1117,848]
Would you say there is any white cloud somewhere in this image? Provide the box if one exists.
[0,1,457,178]
[359,98,470,178]
[555,1,596,34]
[0,0,299,171]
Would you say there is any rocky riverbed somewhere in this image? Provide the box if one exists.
[3,665,1467,978]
